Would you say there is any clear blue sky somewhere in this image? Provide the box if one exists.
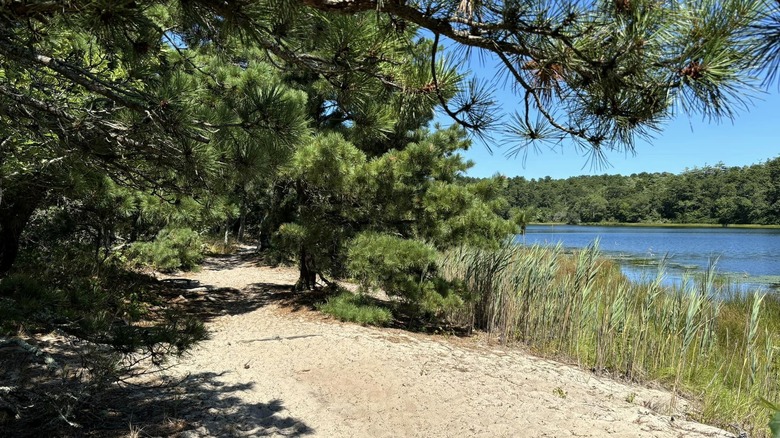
[440,50,780,180]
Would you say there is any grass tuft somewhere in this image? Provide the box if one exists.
[318,291,393,326]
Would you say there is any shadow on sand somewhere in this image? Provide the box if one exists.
[1,367,313,437]
[108,371,313,437]
[1,250,317,438]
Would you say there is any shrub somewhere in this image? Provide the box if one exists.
[0,273,49,299]
[318,291,393,326]
[348,232,436,294]
[0,274,59,333]
[127,227,203,271]
[347,232,465,314]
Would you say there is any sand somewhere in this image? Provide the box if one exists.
[154,249,735,438]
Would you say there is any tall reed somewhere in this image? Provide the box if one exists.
[439,243,780,436]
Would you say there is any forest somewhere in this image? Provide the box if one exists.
[1,0,780,436]
[492,157,780,225]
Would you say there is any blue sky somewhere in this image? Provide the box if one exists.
[441,52,780,180]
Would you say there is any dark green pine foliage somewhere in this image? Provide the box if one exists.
[192,46,310,242]
[241,11,514,305]
[0,7,316,429]
[1,1,514,319]
[767,157,780,224]
[277,126,514,310]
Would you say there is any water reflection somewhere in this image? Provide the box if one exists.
[518,225,780,292]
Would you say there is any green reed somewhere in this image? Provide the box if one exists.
[439,243,780,436]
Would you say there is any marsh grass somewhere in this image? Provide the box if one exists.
[439,243,780,436]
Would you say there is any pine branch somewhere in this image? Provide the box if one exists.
[430,33,483,132]
[0,37,149,113]
[0,83,195,179]
[300,0,562,57]
[255,30,406,91]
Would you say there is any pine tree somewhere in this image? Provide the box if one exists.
[2,0,774,273]
[0,4,313,273]
[275,124,514,303]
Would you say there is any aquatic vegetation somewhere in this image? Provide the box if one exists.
[439,244,780,436]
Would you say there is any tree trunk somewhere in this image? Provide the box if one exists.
[129,212,141,242]
[295,246,317,291]
[223,219,230,246]
[257,212,271,252]
[237,199,247,243]
[0,182,44,278]
[293,179,317,290]
[0,221,25,277]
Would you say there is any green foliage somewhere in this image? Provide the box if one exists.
[0,243,208,434]
[1,247,207,359]
[348,233,437,292]
[0,273,49,300]
[347,233,467,314]
[771,410,780,437]
[1,1,777,434]
[760,398,780,438]
[318,291,393,326]
[0,274,57,330]
[127,228,204,272]
[274,125,514,294]
[497,157,780,225]
[288,133,368,191]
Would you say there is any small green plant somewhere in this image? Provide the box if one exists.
[347,232,464,315]
[127,227,204,271]
[0,273,48,298]
[318,291,393,326]
[626,392,637,403]
[760,398,780,438]
[553,387,568,399]
[0,274,65,332]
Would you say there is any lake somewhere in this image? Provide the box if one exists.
[517,225,780,291]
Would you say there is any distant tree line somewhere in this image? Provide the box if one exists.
[487,157,780,226]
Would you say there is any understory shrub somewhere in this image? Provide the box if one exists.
[127,227,204,271]
[347,232,465,314]
[318,291,393,326]
[0,243,208,435]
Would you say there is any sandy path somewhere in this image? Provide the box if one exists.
[160,250,734,438]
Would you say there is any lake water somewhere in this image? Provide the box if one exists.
[517,225,780,291]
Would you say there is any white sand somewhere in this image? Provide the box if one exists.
[159,250,734,438]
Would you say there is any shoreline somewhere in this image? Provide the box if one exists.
[530,222,780,229]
